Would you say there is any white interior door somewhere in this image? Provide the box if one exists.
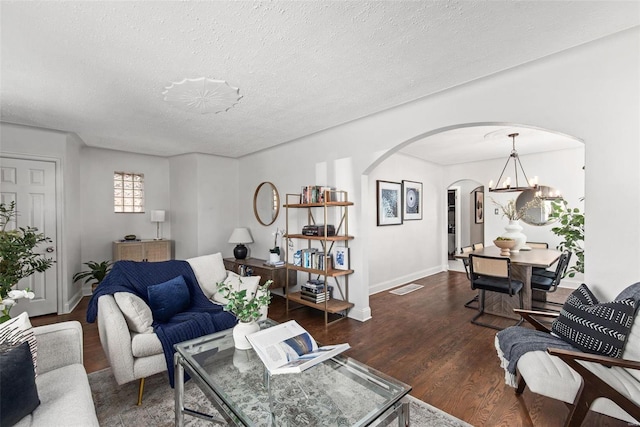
[0,157,58,317]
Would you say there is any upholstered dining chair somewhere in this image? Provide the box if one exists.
[531,251,572,310]
[460,246,478,309]
[473,242,484,250]
[468,254,524,329]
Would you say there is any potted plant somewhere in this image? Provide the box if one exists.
[217,279,273,349]
[0,201,53,323]
[549,199,584,277]
[73,260,113,292]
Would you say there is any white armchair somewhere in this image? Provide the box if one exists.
[514,309,640,426]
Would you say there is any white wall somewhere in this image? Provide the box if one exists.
[368,153,443,293]
[169,153,240,260]
[79,147,172,264]
[240,27,639,319]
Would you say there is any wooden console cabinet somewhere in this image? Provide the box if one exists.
[113,240,174,262]
[223,257,296,290]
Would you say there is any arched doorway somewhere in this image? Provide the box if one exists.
[361,122,584,299]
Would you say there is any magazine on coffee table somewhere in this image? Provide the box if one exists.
[246,320,350,375]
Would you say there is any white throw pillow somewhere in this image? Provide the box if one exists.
[114,292,154,333]
[0,311,37,374]
[213,272,261,305]
[186,252,227,299]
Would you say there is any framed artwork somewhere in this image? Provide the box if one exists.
[402,180,423,220]
[334,247,350,271]
[475,191,484,224]
[376,180,403,226]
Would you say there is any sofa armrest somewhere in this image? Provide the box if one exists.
[548,347,640,371]
[33,321,83,375]
[513,309,559,333]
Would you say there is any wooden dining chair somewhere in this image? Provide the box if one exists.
[526,241,549,249]
[468,254,524,329]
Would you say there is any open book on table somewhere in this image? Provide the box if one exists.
[246,320,350,375]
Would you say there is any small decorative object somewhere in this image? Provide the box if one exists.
[217,279,272,349]
[493,237,516,256]
[269,227,284,262]
[491,196,542,252]
[402,180,423,220]
[0,202,53,323]
[228,227,253,260]
[377,180,403,226]
[73,260,113,292]
[124,234,137,241]
[334,247,350,271]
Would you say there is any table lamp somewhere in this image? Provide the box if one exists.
[228,227,253,259]
[150,210,166,240]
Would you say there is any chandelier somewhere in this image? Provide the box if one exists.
[488,133,538,193]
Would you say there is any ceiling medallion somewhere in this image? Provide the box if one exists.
[162,77,242,114]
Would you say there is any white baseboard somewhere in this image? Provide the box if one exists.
[369,266,444,295]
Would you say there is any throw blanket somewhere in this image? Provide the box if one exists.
[86,260,237,386]
[495,326,576,387]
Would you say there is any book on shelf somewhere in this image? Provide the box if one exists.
[300,185,336,204]
[246,320,350,375]
[264,260,285,267]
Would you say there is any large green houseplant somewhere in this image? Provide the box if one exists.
[0,201,53,322]
[549,199,584,277]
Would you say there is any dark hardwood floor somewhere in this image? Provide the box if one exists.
[31,271,627,426]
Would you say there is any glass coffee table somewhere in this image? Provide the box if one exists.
[174,319,412,426]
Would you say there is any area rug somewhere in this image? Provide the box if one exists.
[389,283,424,295]
[89,368,472,426]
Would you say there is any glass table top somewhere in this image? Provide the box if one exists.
[174,319,411,426]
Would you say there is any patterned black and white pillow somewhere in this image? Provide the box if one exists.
[552,284,637,358]
[0,312,37,374]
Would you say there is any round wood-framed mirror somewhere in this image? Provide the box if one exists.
[253,182,280,226]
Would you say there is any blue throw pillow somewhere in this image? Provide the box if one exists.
[147,275,190,323]
[0,341,40,426]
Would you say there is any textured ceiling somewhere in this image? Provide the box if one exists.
[1,1,638,159]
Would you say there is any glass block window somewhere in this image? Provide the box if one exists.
[114,172,144,213]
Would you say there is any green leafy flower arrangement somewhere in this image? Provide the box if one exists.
[217,279,272,323]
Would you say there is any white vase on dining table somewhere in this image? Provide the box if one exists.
[502,220,526,252]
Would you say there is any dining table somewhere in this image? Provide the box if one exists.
[455,245,562,320]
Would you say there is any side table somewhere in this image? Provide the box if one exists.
[223,257,296,290]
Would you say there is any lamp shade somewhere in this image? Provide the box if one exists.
[150,210,166,222]
[228,227,253,244]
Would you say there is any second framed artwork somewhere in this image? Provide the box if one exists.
[402,180,423,221]
[475,190,484,224]
[376,180,403,226]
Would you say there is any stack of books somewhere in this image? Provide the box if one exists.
[301,279,333,303]
[264,260,285,267]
